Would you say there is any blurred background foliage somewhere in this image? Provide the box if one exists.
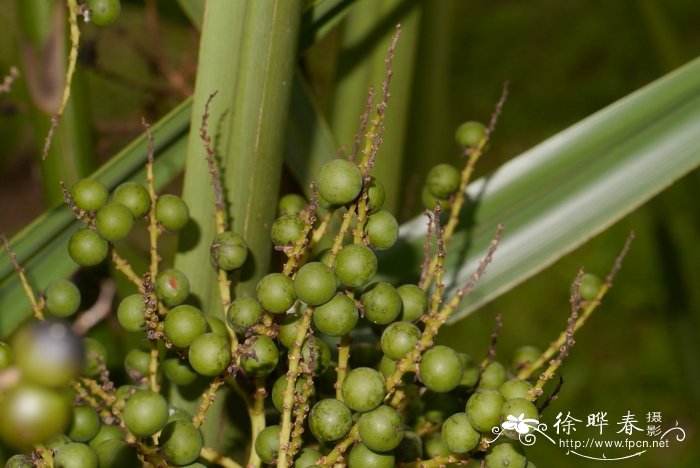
[0,0,698,466]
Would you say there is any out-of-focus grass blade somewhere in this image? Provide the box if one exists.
[0,100,191,336]
[379,57,700,322]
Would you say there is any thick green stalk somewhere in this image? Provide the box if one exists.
[330,0,420,213]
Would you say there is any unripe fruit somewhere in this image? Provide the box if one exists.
[458,353,480,388]
[335,244,377,288]
[365,177,386,214]
[485,441,527,468]
[123,390,169,437]
[86,0,121,27]
[255,425,281,464]
[294,447,322,468]
[441,412,480,453]
[455,120,486,148]
[156,268,190,307]
[579,273,602,301]
[421,185,450,211]
[240,335,279,376]
[53,442,99,468]
[95,202,134,242]
[188,333,230,376]
[277,193,307,216]
[70,179,108,212]
[358,404,404,452]
[501,398,539,425]
[256,273,296,313]
[164,304,207,348]
[82,337,107,377]
[397,284,428,322]
[117,293,145,332]
[272,375,314,413]
[156,194,189,231]
[160,420,203,466]
[68,406,100,442]
[68,228,108,267]
[206,316,228,337]
[419,345,463,393]
[427,163,461,199]
[112,181,150,218]
[44,279,81,318]
[94,438,140,467]
[348,443,394,468]
[309,399,352,442]
[124,348,150,381]
[88,425,124,449]
[271,215,305,245]
[277,313,301,348]
[301,337,331,374]
[381,321,421,361]
[499,379,533,400]
[317,159,363,206]
[226,297,263,334]
[312,293,358,337]
[361,282,402,325]
[365,210,399,250]
[294,261,337,306]
[342,367,386,412]
[466,389,505,433]
[211,231,248,270]
[478,361,507,389]
[163,356,198,386]
[511,345,541,371]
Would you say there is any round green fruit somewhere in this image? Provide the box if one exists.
[82,337,107,377]
[421,185,450,211]
[271,215,305,246]
[419,345,463,393]
[211,231,248,271]
[272,375,314,413]
[240,335,279,376]
[156,268,190,307]
[116,293,145,333]
[335,244,377,288]
[53,442,99,468]
[68,228,108,267]
[317,159,363,206]
[86,0,121,27]
[188,333,230,377]
[309,399,352,442]
[226,297,263,334]
[95,202,134,242]
[88,425,124,449]
[365,210,399,250]
[312,293,358,337]
[68,406,100,442]
[380,321,420,361]
[124,348,150,381]
[466,389,505,433]
[511,345,541,372]
[347,443,394,468]
[397,284,427,322]
[277,313,301,348]
[123,390,168,437]
[112,181,150,218]
[294,261,337,306]
[478,361,507,389]
[294,447,321,468]
[94,438,140,467]
[342,367,385,413]
[70,178,108,212]
[426,163,461,199]
[163,356,198,386]
[255,425,281,464]
[164,304,207,348]
[45,279,81,318]
[358,405,404,452]
[441,412,480,453]
[455,120,486,148]
[458,353,480,388]
[301,337,331,374]
[278,193,307,216]
[365,177,386,214]
[160,420,203,466]
[578,273,602,301]
[156,194,189,231]
[256,273,296,314]
[485,441,527,468]
[499,379,533,400]
[360,282,402,325]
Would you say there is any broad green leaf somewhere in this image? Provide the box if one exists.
[378,56,700,323]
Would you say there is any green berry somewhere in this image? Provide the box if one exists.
[95,202,134,242]
[278,193,307,216]
[501,398,539,426]
[240,335,279,376]
[45,279,81,318]
[117,293,145,333]
[294,447,321,468]
[294,261,337,306]
[361,282,402,325]
[478,361,506,389]
[206,316,228,337]
[156,268,190,307]
[358,405,404,452]
[441,412,480,453]
[94,438,140,467]
[188,333,230,376]
[277,313,302,348]
[53,442,98,468]
[397,284,428,322]
[88,425,124,449]
[68,228,108,267]
[0,384,71,450]
[342,367,385,412]
[0,341,13,369]
[426,163,460,199]
[466,389,505,433]
[380,321,420,361]
[82,337,107,377]
[317,159,363,206]
[271,215,305,245]
[499,379,533,400]
[309,399,352,442]
[256,273,296,313]
[124,348,150,381]
[5,454,34,468]
[365,177,386,214]
[301,336,331,374]
[164,304,207,348]
[68,406,100,442]
[423,432,452,458]
[160,420,203,466]
[377,355,414,384]
[123,390,168,437]
[112,181,150,218]
[168,406,192,423]
[156,194,189,231]
[312,293,358,337]
[255,425,281,464]
[86,0,121,27]
[419,345,463,393]
[226,297,262,334]
[458,353,480,388]
[335,244,377,288]
[70,179,108,212]
[511,345,541,372]
[485,441,527,468]
[272,375,314,413]
[455,121,486,148]
[421,185,450,211]
[579,273,602,301]
[347,443,394,468]
[365,210,399,250]
[211,231,248,270]
[163,356,198,386]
